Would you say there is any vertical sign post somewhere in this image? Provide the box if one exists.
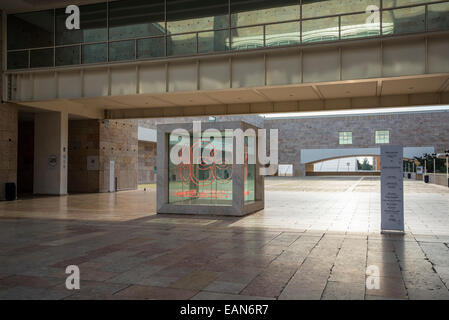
[381,145,404,233]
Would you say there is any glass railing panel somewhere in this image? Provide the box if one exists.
[382,6,426,35]
[56,46,81,66]
[30,48,54,68]
[137,37,166,59]
[231,26,264,51]
[265,21,300,47]
[7,51,29,70]
[341,12,381,40]
[302,17,339,44]
[109,40,136,61]
[167,33,197,56]
[428,2,449,31]
[198,30,230,53]
[82,43,107,64]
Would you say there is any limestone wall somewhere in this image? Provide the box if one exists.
[99,119,138,192]
[138,141,157,184]
[264,111,449,176]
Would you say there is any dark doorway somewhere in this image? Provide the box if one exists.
[17,112,34,196]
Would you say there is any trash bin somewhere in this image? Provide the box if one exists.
[424,175,430,183]
[5,183,16,201]
[407,173,411,179]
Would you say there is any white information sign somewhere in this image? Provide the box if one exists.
[381,145,404,233]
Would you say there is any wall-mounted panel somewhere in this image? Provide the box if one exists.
[342,44,381,80]
[34,73,56,101]
[83,69,109,98]
[428,36,449,74]
[19,75,33,101]
[303,49,339,83]
[168,62,197,92]
[58,71,82,99]
[111,67,137,96]
[266,52,301,86]
[232,56,264,88]
[383,39,425,77]
[199,59,230,90]
[139,65,166,94]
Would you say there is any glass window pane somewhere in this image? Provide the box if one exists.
[167,34,197,56]
[198,30,229,53]
[339,132,352,145]
[231,26,264,50]
[137,37,165,59]
[109,40,136,61]
[266,21,300,47]
[231,0,300,27]
[244,136,256,203]
[341,12,380,40]
[168,133,233,206]
[167,0,229,34]
[302,0,379,19]
[7,10,54,50]
[382,6,425,35]
[383,0,433,9]
[7,51,29,69]
[56,46,80,66]
[428,2,449,32]
[30,48,54,68]
[56,3,107,45]
[82,43,107,64]
[109,0,165,41]
[302,17,339,44]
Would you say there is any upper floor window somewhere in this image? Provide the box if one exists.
[375,130,390,144]
[339,132,352,145]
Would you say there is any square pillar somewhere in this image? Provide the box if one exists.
[34,111,68,195]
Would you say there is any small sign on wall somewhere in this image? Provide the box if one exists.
[87,156,99,171]
[48,155,58,168]
[381,145,404,233]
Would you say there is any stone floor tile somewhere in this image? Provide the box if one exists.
[203,281,247,294]
[322,281,365,300]
[114,285,197,300]
[365,276,408,299]
[170,271,221,291]
[191,291,274,300]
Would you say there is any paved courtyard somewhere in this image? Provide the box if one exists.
[0,177,449,300]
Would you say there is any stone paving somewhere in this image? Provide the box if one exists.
[0,177,448,300]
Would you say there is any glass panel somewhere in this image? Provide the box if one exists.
[7,10,54,50]
[198,30,229,53]
[7,51,29,69]
[341,12,380,40]
[167,34,197,56]
[302,0,379,19]
[244,136,256,203]
[265,21,300,47]
[382,6,425,35]
[339,132,353,144]
[428,2,449,31]
[168,133,233,206]
[109,0,165,41]
[167,0,228,34]
[231,0,300,27]
[231,26,264,50]
[56,3,107,45]
[137,37,166,59]
[375,130,390,144]
[82,43,107,64]
[302,17,339,43]
[30,48,54,68]
[56,46,80,66]
[383,0,433,9]
[109,40,135,61]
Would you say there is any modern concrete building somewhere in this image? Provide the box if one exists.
[1,0,449,199]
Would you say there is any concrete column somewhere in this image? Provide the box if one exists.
[34,111,68,195]
[0,103,18,200]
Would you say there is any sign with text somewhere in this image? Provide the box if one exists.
[381,145,404,232]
